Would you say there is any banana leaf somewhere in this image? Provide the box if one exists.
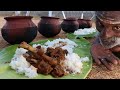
[0,38,92,79]
[67,31,98,39]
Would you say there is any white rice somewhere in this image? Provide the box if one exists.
[74,28,96,35]
[80,57,89,62]
[45,38,78,54]
[63,53,83,74]
[9,48,38,78]
[9,38,89,78]
[33,38,78,54]
[13,48,28,57]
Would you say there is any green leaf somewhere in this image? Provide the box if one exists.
[67,31,98,39]
[0,39,92,79]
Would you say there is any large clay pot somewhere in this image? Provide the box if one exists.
[38,16,61,37]
[78,19,92,29]
[61,17,79,33]
[1,16,37,44]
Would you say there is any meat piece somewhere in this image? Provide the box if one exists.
[37,49,58,66]
[37,60,53,75]
[19,42,42,60]
[25,56,37,66]
[42,54,58,66]
[51,65,65,77]
[23,53,39,68]
[46,47,68,61]
[19,42,67,77]
[25,51,41,60]
[19,41,37,53]
[45,47,54,56]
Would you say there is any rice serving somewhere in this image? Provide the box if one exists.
[9,38,90,78]
[9,48,38,78]
[63,53,83,74]
[74,28,96,35]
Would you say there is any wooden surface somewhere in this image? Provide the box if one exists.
[0,16,120,79]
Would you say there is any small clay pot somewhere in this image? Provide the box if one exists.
[78,19,92,29]
[61,17,79,33]
[38,16,61,37]
[86,19,92,28]
[1,16,37,44]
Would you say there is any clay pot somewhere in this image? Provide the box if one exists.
[38,16,61,37]
[61,17,79,33]
[1,16,37,44]
[78,19,92,29]
[85,19,92,28]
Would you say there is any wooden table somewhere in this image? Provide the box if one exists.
[0,16,120,79]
